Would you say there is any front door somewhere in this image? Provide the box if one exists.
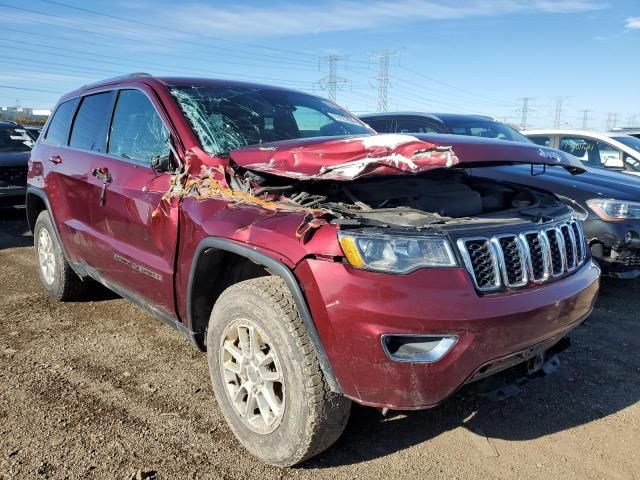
[86,88,180,316]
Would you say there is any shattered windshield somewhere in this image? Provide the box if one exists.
[170,86,372,156]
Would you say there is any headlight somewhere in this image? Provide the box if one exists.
[586,199,640,221]
[338,231,457,273]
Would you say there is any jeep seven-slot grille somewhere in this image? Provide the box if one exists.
[457,219,586,292]
[464,239,499,290]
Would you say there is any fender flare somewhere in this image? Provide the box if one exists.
[26,186,78,270]
[187,237,341,393]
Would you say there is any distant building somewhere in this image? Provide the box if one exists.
[0,106,51,124]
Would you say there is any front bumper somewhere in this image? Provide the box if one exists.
[296,259,600,410]
[586,218,640,278]
[0,186,26,199]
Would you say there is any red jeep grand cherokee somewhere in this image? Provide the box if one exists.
[27,74,600,466]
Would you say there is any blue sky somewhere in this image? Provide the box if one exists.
[0,0,638,129]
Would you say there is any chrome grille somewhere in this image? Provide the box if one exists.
[463,239,500,290]
[458,219,587,292]
[521,232,549,282]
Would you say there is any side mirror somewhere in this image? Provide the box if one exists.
[603,156,625,170]
[151,135,181,172]
[150,153,172,172]
[624,156,640,170]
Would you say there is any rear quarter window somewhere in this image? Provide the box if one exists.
[362,119,395,133]
[529,136,551,147]
[43,98,79,147]
[69,92,114,152]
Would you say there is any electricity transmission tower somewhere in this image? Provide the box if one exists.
[606,112,618,130]
[371,50,396,113]
[518,97,533,130]
[580,110,591,130]
[317,55,349,102]
[553,97,567,128]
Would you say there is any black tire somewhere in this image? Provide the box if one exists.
[33,210,88,301]
[207,276,351,466]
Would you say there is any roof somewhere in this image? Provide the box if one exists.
[62,73,309,101]
[358,112,496,122]
[523,129,626,139]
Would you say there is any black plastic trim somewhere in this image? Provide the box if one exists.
[26,187,77,271]
[187,237,341,393]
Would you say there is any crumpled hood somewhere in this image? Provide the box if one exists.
[229,134,457,180]
[229,133,584,181]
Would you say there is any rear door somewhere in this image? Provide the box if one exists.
[86,87,180,316]
[34,94,115,263]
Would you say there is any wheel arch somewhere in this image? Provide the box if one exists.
[187,237,341,393]
[26,187,76,268]
[26,187,48,233]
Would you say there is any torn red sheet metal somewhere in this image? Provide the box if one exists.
[229,134,458,180]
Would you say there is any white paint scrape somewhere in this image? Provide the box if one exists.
[359,134,421,149]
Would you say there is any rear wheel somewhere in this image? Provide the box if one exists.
[207,276,351,466]
[34,210,88,301]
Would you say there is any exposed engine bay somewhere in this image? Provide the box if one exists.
[233,167,573,229]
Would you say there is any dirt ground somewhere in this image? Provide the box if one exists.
[1,206,639,480]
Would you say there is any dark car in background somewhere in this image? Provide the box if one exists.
[359,112,530,142]
[0,121,33,204]
[360,112,640,278]
[24,125,43,142]
[468,164,640,279]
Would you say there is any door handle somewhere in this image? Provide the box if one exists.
[92,167,112,207]
[48,155,62,164]
[92,167,111,183]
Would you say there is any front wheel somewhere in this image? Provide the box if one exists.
[33,210,87,301]
[207,276,351,466]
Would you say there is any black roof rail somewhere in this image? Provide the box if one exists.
[82,72,152,89]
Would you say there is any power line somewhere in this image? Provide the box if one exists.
[397,64,513,106]
[0,85,63,94]
[35,0,319,61]
[0,3,318,69]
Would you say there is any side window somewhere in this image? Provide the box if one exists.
[597,142,623,168]
[108,90,170,164]
[559,137,623,168]
[291,106,332,138]
[43,98,79,146]
[395,119,441,134]
[530,136,550,147]
[363,119,395,133]
[70,92,114,152]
